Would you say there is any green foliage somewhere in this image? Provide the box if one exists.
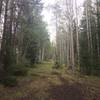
[14,65,28,76]
[25,41,39,64]
[21,2,49,64]
[79,1,100,76]
[1,76,17,87]
[4,45,16,70]
[53,61,61,69]
[0,0,51,86]
[6,63,29,76]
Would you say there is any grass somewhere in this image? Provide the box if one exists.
[28,61,53,77]
[0,61,100,100]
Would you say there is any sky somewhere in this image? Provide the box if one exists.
[41,0,85,42]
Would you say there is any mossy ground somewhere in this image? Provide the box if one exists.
[0,61,100,100]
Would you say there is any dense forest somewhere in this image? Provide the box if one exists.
[0,0,52,85]
[0,0,100,100]
[54,0,100,76]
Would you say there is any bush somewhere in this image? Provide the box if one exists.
[13,64,28,76]
[93,67,100,77]
[13,64,29,76]
[1,76,17,87]
[6,63,29,76]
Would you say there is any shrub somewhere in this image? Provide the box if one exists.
[1,76,17,87]
[13,64,29,76]
[6,63,29,76]
[12,64,29,76]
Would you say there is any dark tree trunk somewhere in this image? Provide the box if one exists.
[0,0,3,18]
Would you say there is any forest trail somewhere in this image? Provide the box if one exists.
[0,62,100,100]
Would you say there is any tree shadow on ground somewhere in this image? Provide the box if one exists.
[48,75,89,100]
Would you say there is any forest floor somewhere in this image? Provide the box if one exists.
[0,61,100,100]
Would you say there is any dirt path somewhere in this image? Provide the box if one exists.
[0,62,100,100]
[16,73,100,100]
